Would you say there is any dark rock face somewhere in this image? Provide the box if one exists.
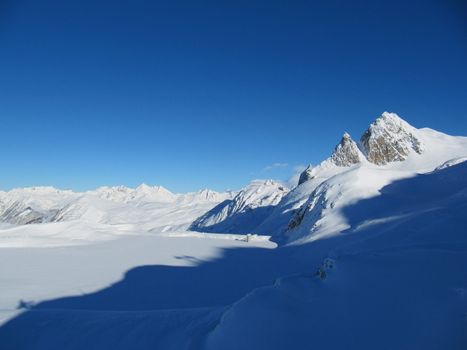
[330,132,362,167]
[360,112,424,165]
[298,166,314,185]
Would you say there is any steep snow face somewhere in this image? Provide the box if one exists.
[360,112,424,165]
[190,180,288,234]
[286,166,405,242]
[330,132,363,166]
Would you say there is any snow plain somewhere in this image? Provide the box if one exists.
[0,231,275,324]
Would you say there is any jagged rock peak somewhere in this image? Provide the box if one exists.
[360,112,424,165]
[330,132,362,167]
[298,165,314,185]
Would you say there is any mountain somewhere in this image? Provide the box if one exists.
[3,158,466,349]
[360,111,424,165]
[0,187,78,225]
[88,184,177,203]
[0,185,234,233]
[283,112,467,243]
[330,132,364,166]
[195,112,467,242]
[1,112,466,349]
[190,180,288,234]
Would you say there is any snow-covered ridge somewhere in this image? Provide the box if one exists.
[190,180,289,234]
[192,111,467,243]
[0,184,236,230]
[283,112,467,243]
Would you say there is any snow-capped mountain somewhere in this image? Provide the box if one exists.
[190,180,289,234]
[2,111,466,244]
[0,184,235,232]
[1,111,466,349]
[330,132,364,167]
[89,184,177,203]
[195,112,467,243]
[0,187,78,225]
[283,112,467,242]
[360,112,424,165]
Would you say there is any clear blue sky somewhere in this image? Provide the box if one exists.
[1,0,466,192]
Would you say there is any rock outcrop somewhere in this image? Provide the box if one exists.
[360,112,424,165]
[330,132,362,166]
[298,165,314,185]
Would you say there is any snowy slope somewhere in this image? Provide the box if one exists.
[203,160,467,350]
[190,180,289,234]
[1,160,466,349]
[253,112,467,240]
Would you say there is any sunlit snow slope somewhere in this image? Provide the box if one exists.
[200,112,467,242]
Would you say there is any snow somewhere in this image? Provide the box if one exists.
[190,179,289,234]
[0,234,275,325]
[0,185,235,233]
[250,113,467,241]
[0,112,466,349]
[204,160,467,350]
[1,160,466,349]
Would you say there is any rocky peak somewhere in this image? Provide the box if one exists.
[360,112,424,165]
[330,132,362,167]
[298,165,315,185]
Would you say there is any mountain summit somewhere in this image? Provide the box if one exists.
[360,112,424,165]
[330,132,363,167]
[297,112,425,185]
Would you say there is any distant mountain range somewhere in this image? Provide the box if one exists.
[0,184,235,232]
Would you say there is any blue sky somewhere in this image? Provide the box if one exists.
[0,0,466,192]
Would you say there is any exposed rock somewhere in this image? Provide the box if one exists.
[360,112,424,165]
[330,132,362,166]
[298,165,315,185]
